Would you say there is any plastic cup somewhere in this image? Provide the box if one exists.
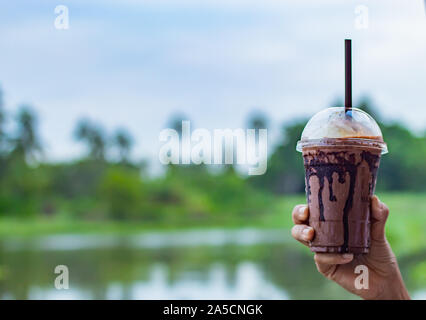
[296,107,387,253]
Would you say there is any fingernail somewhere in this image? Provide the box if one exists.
[373,195,380,204]
[299,207,307,218]
[343,254,353,259]
[302,227,312,240]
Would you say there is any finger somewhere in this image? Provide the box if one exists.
[292,205,309,224]
[314,253,354,265]
[371,195,389,222]
[370,195,389,241]
[291,224,314,247]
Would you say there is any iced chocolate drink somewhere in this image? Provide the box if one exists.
[296,108,387,253]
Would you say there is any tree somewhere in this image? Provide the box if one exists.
[0,86,5,146]
[357,96,381,122]
[0,86,7,180]
[113,129,133,163]
[249,119,307,194]
[330,97,344,108]
[167,112,189,136]
[98,166,145,220]
[12,106,42,161]
[74,119,106,160]
[247,110,268,130]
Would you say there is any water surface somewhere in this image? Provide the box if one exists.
[0,228,424,299]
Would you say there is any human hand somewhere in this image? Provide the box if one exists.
[291,195,410,300]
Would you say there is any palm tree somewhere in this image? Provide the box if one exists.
[74,119,91,142]
[91,129,106,160]
[0,86,5,151]
[247,111,268,130]
[357,96,381,122]
[74,119,106,160]
[167,112,189,136]
[13,106,42,161]
[330,97,344,108]
[113,129,133,163]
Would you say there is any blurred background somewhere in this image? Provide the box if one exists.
[0,0,426,299]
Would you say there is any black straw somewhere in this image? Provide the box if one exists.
[345,39,352,113]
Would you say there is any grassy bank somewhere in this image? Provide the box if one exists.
[0,192,425,254]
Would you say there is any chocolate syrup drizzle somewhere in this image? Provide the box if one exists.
[304,150,380,252]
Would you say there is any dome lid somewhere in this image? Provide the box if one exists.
[296,107,387,154]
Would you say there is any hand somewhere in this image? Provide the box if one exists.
[291,195,410,300]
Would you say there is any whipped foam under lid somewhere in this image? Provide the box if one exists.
[296,107,388,154]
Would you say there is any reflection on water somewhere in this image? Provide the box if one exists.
[0,228,424,300]
[23,263,288,300]
[1,228,291,251]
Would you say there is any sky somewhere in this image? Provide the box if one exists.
[0,0,425,168]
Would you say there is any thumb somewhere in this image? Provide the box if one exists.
[370,195,389,241]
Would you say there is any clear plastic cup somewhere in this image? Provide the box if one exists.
[296,107,387,253]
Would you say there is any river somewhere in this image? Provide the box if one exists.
[0,228,424,299]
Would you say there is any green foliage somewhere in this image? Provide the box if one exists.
[378,124,426,191]
[249,120,306,193]
[113,129,133,163]
[0,88,425,240]
[98,166,145,220]
[0,87,6,153]
[46,160,108,199]
[155,165,274,225]
[74,119,107,161]
[0,157,48,217]
[11,107,41,161]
